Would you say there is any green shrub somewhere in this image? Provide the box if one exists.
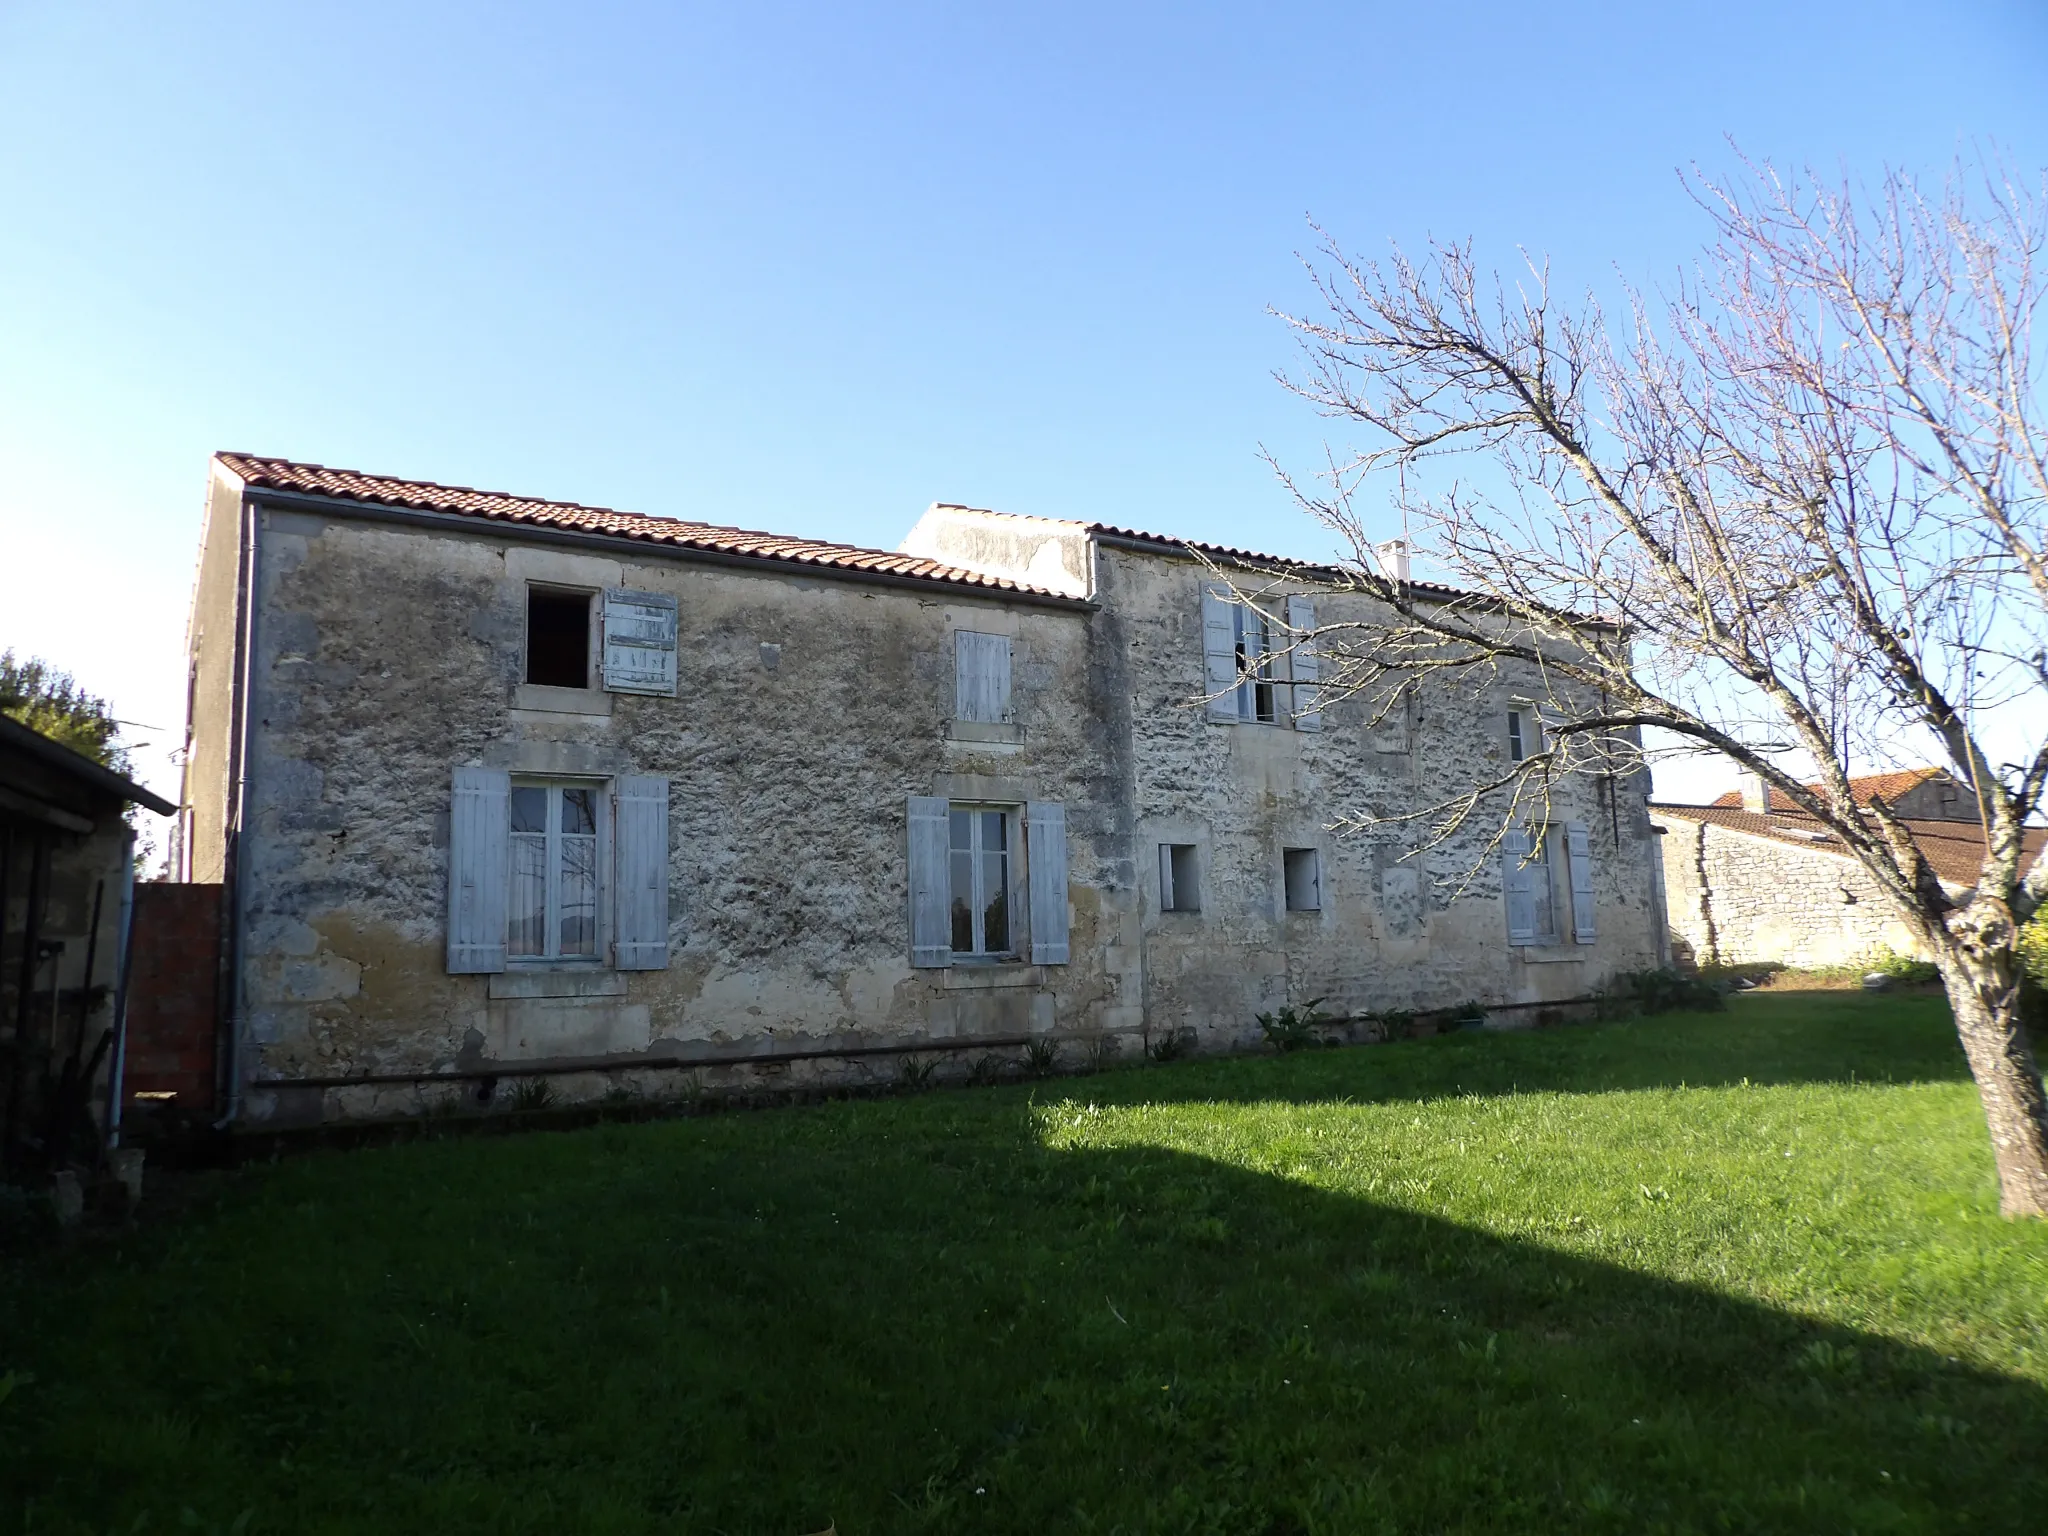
[1145,1028,1194,1063]
[1601,967,1725,1019]
[1867,949,1940,985]
[1256,998,1333,1052]
[1366,1008,1416,1042]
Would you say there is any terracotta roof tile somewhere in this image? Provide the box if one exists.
[1709,768,1948,811]
[219,455,1079,601]
[1650,801,2042,888]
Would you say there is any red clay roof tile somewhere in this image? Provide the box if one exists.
[219,455,1080,601]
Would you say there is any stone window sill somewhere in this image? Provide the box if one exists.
[948,720,1026,745]
[490,969,627,999]
[944,964,1047,990]
[513,682,611,716]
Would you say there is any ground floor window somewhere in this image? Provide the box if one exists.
[509,781,602,960]
[949,804,1015,958]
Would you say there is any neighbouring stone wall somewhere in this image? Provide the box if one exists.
[1657,816,1928,970]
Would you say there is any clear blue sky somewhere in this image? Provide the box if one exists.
[3,0,2043,810]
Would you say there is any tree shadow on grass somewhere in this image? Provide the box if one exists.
[4,1095,2042,1535]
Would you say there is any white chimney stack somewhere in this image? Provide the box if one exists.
[1738,770,1773,813]
[1375,539,1411,584]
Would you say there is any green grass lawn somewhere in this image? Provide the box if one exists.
[5,992,2047,1535]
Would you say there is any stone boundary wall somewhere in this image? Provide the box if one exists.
[1658,817,1926,970]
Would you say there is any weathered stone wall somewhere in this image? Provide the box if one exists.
[233,504,1133,1124]
[1656,816,1928,969]
[1101,546,1667,1050]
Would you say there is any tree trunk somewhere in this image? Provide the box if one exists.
[1941,940,2048,1219]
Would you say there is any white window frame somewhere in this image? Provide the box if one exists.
[948,802,1027,962]
[507,777,612,966]
[1235,606,1280,724]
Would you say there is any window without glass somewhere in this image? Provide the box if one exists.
[1160,843,1200,913]
[1282,847,1322,912]
[948,805,1015,958]
[526,587,593,688]
[509,782,602,961]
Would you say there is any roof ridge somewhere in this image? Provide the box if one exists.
[214,453,1077,601]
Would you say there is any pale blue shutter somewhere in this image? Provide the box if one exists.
[1286,595,1321,731]
[448,766,509,973]
[1201,584,1239,721]
[1501,827,1537,945]
[602,590,679,696]
[613,775,671,969]
[1566,822,1598,943]
[908,796,952,968]
[1027,801,1070,964]
[954,632,1012,723]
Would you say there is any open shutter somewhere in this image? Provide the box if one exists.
[1201,583,1239,721]
[1158,843,1176,911]
[1501,828,1536,946]
[908,796,952,968]
[613,775,671,970]
[1026,800,1070,964]
[447,766,509,973]
[1566,821,1598,944]
[1286,595,1321,731]
[954,632,1012,723]
[602,590,679,696]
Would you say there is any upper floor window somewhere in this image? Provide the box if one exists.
[954,631,1013,723]
[1507,707,1547,762]
[524,585,681,696]
[526,586,594,688]
[1201,584,1320,731]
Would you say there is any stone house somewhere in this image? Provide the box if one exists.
[176,454,1669,1127]
[1653,771,2044,969]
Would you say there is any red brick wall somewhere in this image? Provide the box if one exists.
[124,883,222,1111]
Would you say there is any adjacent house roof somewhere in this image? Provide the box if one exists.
[925,502,1483,605]
[217,455,1079,602]
[1651,800,2043,889]
[1707,767,1949,810]
[0,715,176,819]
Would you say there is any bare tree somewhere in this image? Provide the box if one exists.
[1270,156,2048,1217]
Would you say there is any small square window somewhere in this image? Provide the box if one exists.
[526,587,593,688]
[1160,844,1200,913]
[1283,847,1322,912]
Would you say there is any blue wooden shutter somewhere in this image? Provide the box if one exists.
[1201,583,1239,721]
[448,766,509,973]
[1501,827,1537,945]
[613,774,671,969]
[1566,821,1598,943]
[1026,800,1070,964]
[908,795,952,968]
[1286,595,1321,731]
[602,590,679,696]
[954,632,1012,723]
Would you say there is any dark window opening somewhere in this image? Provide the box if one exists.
[1161,843,1201,912]
[1283,847,1322,912]
[527,587,592,688]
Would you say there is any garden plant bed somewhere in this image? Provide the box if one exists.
[4,991,2046,1533]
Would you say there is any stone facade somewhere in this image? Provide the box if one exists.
[181,458,1669,1126]
[1655,813,1927,970]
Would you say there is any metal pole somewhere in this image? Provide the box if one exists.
[105,831,138,1148]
